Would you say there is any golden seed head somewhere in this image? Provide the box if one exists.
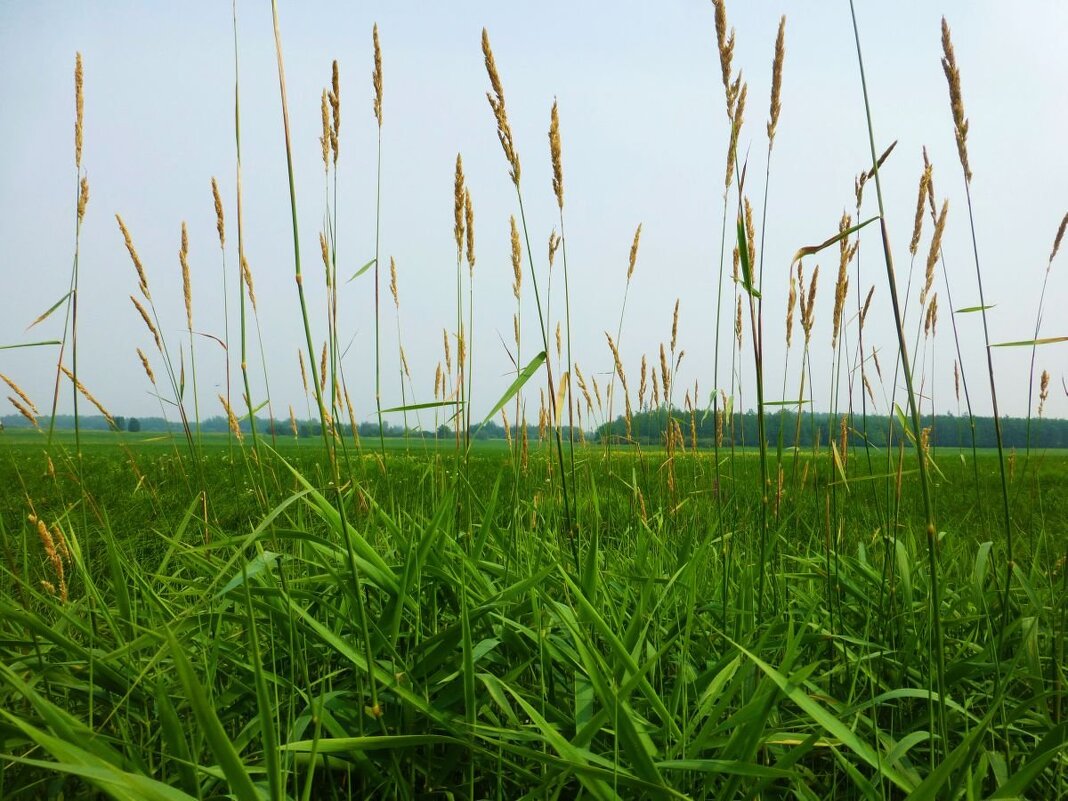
[639,355,648,408]
[116,214,150,300]
[910,159,933,256]
[1039,369,1050,414]
[219,394,243,441]
[8,395,38,427]
[442,329,452,375]
[954,360,961,402]
[482,28,521,186]
[1,373,38,415]
[513,313,520,348]
[940,18,972,183]
[319,342,328,394]
[923,147,937,217]
[803,264,819,344]
[179,222,193,330]
[548,229,561,270]
[136,348,156,385]
[627,223,642,281]
[659,342,670,399]
[832,213,852,349]
[732,246,739,283]
[457,325,466,373]
[454,154,466,261]
[389,256,399,307]
[671,299,680,352]
[735,296,743,349]
[1050,212,1068,263]
[922,199,949,305]
[320,90,331,171]
[240,255,257,311]
[725,80,747,189]
[330,60,341,164]
[298,350,309,394]
[130,295,162,352]
[872,346,883,381]
[767,16,786,146]
[77,176,89,223]
[712,0,736,118]
[510,215,522,299]
[75,52,84,168]
[464,189,475,272]
[785,269,797,349]
[549,98,564,210]
[555,321,562,359]
[860,285,875,329]
[61,365,115,427]
[289,405,298,437]
[211,177,225,247]
[744,196,756,267]
[372,24,383,127]
[320,231,331,283]
[400,345,411,379]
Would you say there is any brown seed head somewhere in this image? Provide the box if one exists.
[671,299,680,353]
[454,154,465,261]
[832,213,852,349]
[116,214,151,299]
[77,176,89,223]
[389,256,399,307]
[75,53,84,168]
[211,177,225,247]
[240,255,257,311]
[555,321,562,359]
[8,395,37,427]
[298,350,309,394]
[549,99,564,210]
[627,223,642,281]
[712,0,736,118]
[1038,369,1050,416]
[725,80,747,188]
[954,360,960,403]
[922,199,949,305]
[548,229,560,270]
[860,285,875,330]
[785,269,797,349]
[910,159,933,256]
[767,16,786,146]
[289,405,298,437]
[180,222,193,330]
[320,232,331,284]
[320,90,331,171]
[464,189,475,272]
[940,18,972,182]
[219,394,243,441]
[744,196,756,267]
[639,355,648,408]
[442,329,452,375]
[803,264,819,344]
[510,215,522,299]
[735,296,743,349]
[330,60,340,163]
[1050,212,1068,263]
[372,24,383,127]
[61,365,115,427]
[660,342,670,399]
[130,295,162,352]
[136,348,156,385]
[1,373,37,416]
[319,342,328,394]
[482,28,521,186]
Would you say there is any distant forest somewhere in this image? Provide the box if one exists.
[4,410,1068,449]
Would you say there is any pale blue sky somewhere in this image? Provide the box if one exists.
[1,1,1065,426]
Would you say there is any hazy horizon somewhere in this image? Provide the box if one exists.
[2,1,1066,429]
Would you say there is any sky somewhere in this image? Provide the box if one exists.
[1,1,1066,430]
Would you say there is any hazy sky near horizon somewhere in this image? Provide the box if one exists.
[1,1,1066,429]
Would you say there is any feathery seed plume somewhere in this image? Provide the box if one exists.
[211,177,225,247]
[1,373,37,416]
[219,394,243,441]
[372,24,383,127]
[60,365,114,426]
[319,90,331,171]
[319,342,328,395]
[130,296,162,352]
[180,222,193,331]
[549,99,564,209]
[548,229,560,269]
[1050,212,1067,263]
[482,29,521,186]
[330,60,340,164]
[510,215,522,298]
[240,255,257,310]
[767,16,786,146]
[1038,370,1050,416]
[910,158,933,256]
[116,215,150,299]
[627,223,642,281]
[922,199,949,304]
[671,299,680,352]
[464,189,475,272]
[725,81,747,188]
[453,154,466,261]
[860,285,875,329]
[136,348,156,385]
[298,350,309,395]
[77,177,89,223]
[785,268,797,348]
[712,0,736,118]
[75,53,84,168]
[389,256,399,307]
[940,18,972,182]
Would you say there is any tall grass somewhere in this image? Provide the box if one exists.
[0,4,1065,800]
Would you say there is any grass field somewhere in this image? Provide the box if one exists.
[2,0,1067,798]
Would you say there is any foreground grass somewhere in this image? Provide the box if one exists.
[0,436,1064,799]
